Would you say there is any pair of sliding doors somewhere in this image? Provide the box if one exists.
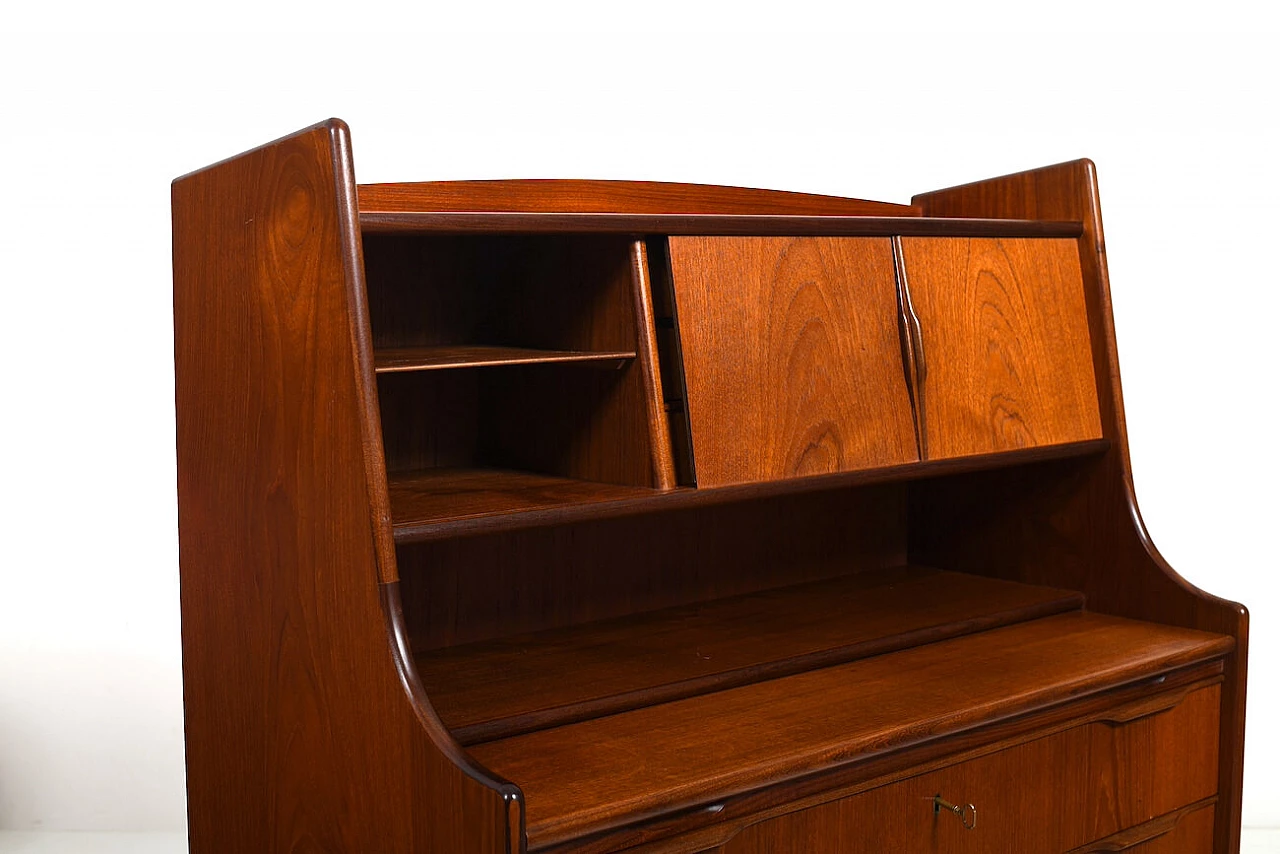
[665,236,1103,488]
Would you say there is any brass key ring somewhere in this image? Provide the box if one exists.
[933,794,977,830]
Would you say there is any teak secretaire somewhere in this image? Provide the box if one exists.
[172,119,1247,853]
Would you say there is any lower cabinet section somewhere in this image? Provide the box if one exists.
[716,684,1219,854]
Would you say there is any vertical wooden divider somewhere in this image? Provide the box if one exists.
[629,239,677,491]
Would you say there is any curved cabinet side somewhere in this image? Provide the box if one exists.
[173,119,520,854]
[910,159,1247,854]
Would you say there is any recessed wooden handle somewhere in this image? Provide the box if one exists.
[892,236,928,458]
[1097,680,1209,725]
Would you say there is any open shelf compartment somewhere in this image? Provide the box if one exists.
[406,561,1233,849]
[417,565,1084,744]
[464,606,1231,849]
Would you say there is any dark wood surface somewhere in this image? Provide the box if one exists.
[718,686,1219,854]
[389,467,656,528]
[397,482,911,653]
[1067,802,1215,853]
[364,233,660,491]
[390,438,1109,544]
[628,239,677,490]
[358,178,919,215]
[418,566,1084,744]
[470,612,1230,848]
[667,237,919,486]
[173,121,517,854]
[374,345,635,373]
[900,236,1103,458]
[560,668,1224,854]
[360,211,1085,236]
[912,159,1249,854]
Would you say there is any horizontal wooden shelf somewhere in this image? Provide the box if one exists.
[373,345,635,373]
[390,439,1110,544]
[389,468,656,531]
[468,612,1233,849]
[417,566,1085,745]
[359,212,1084,237]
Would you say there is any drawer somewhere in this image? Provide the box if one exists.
[1070,804,1215,853]
[719,684,1219,854]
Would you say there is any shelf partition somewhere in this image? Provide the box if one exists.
[417,566,1085,745]
[388,439,1111,543]
[388,468,657,531]
[373,345,636,374]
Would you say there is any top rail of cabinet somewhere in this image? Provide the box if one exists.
[359,211,1083,237]
[356,179,1082,236]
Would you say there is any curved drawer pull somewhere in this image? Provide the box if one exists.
[933,794,977,830]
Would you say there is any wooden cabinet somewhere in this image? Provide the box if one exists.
[898,236,1102,459]
[666,236,917,486]
[172,122,1247,854]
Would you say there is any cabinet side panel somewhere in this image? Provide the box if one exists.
[911,160,1247,854]
[173,121,516,853]
[668,237,919,487]
[901,237,1102,458]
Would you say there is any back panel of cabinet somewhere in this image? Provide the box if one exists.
[666,236,919,487]
[899,237,1102,459]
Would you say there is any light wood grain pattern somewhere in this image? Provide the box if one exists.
[719,686,1219,854]
[418,566,1084,744]
[668,237,918,487]
[469,612,1231,848]
[899,237,1103,458]
[373,345,634,373]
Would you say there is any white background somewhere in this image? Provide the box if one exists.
[1,2,1278,837]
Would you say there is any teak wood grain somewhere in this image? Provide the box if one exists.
[911,160,1249,853]
[388,438,1108,544]
[363,234,661,488]
[418,566,1084,744]
[1066,802,1215,853]
[470,612,1230,848]
[628,239,678,490]
[388,467,655,528]
[718,685,1218,854]
[397,482,912,651]
[667,237,918,486]
[175,123,1247,854]
[172,121,517,854]
[899,236,1103,458]
[358,178,919,216]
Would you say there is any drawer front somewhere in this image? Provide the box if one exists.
[1093,804,1215,853]
[719,684,1219,854]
